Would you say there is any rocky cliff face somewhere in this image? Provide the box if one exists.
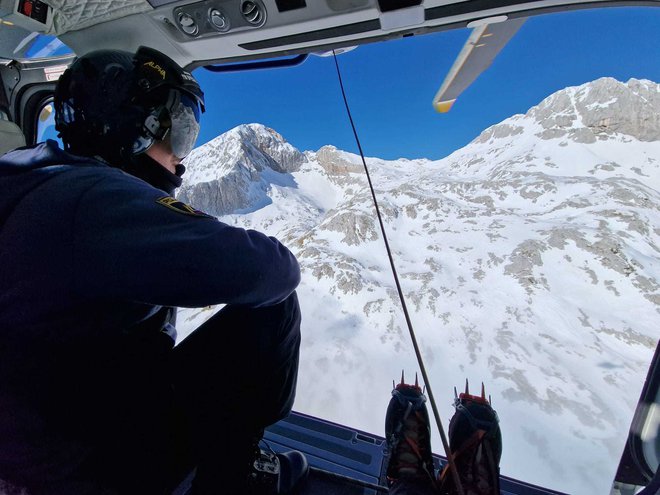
[177,123,306,215]
[175,78,659,495]
[531,77,660,143]
[474,78,660,145]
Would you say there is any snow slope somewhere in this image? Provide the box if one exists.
[176,78,660,495]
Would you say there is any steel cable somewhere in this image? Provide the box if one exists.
[331,50,464,495]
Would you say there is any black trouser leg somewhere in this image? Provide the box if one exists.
[25,294,300,495]
[172,292,302,494]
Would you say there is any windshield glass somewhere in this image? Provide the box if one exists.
[176,7,660,495]
[0,22,72,60]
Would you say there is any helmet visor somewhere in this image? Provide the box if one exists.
[169,92,201,159]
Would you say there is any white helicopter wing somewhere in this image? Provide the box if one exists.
[433,16,527,113]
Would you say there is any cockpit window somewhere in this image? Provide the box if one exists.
[176,8,659,495]
[0,22,72,60]
[36,101,60,144]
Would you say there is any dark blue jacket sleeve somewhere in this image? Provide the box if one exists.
[71,171,300,308]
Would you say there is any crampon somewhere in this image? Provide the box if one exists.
[385,372,438,490]
[438,380,502,495]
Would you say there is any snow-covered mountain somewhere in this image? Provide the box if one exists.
[178,125,305,215]
[176,78,660,495]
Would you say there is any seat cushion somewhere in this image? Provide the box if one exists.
[0,120,26,155]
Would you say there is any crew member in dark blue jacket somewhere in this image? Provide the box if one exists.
[0,47,307,495]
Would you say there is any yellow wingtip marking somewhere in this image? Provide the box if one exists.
[39,105,53,123]
[434,99,455,113]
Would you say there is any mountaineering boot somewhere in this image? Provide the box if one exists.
[246,448,309,495]
[438,382,502,495]
[385,372,437,491]
[191,429,308,495]
[246,431,309,495]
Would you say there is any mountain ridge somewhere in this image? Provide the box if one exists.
[177,77,659,495]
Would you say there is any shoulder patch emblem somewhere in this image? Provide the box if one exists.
[156,197,215,219]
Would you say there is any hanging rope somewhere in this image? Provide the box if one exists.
[331,50,464,495]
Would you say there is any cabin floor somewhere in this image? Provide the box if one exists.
[0,410,568,495]
[173,411,568,495]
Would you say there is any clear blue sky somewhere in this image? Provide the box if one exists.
[193,6,660,161]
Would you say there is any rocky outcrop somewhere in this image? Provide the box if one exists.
[233,124,306,173]
[472,78,660,147]
[173,77,659,495]
[178,123,306,215]
[315,146,364,175]
[530,78,660,143]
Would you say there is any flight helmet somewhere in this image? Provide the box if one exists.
[54,46,205,167]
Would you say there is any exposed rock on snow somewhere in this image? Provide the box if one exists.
[175,78,660,495]
[178,123,306,215]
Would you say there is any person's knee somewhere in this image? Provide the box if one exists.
[278,291,301,340]
[282,290,299,310]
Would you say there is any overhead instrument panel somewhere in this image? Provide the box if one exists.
[275,0,306,12]
[172,0,267,39]
[50,0,654,71]
[0,0,52,32]
[326,0,369,10]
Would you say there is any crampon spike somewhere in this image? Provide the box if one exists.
[392,380,396,390]
[454,386,458,400]
[415,372,419,389]
[481,382,486,400]
[465,378,469,395]
[489,394,492,405]
[400,370,405,386]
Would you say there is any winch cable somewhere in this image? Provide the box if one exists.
[331,51,464,495]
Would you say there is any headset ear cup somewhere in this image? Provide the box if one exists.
[143,113,162,138]
[129,109,158,155]
[143,106,171,140]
